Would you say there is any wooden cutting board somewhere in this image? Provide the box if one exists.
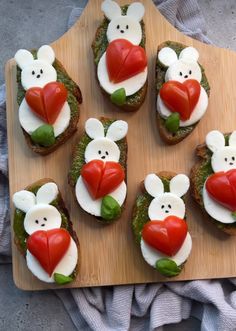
[5,0,236,290]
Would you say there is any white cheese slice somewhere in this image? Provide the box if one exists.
[36,182,58,205]
[148,193,185,221]
[13,190,36,213]
[26,237,78,283]
[106,17,142,45]
[75,176,126,217]
[158,47,178,67]
[165,60,202,83]
[140,232,192,267]
[97,52,147,96]
[156,86,208,127]
[85,118,104,139]
[202,183,236,224]
[144,174,164,197]
[211,147,236,173]
[106,120,128,142]
[84,138,120,163]
[24,204,62,235]
[19,98,70,137]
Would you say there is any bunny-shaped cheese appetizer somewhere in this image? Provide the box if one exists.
[13,180,79,283]
[69,118,128,223]
[132,172,192,276]
[156,41,210,144]
[14,45,82,155]
[92,0,147,110]
[191,130,236,234]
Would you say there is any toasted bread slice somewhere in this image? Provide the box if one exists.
[190,139,236,235]
[156,41,210,144]
[69,117,127,224]
[91,4,147,111]
[132,171,189,276]
[16,54,82,155]
[13,178,80,281]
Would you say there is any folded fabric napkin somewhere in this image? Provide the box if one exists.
[1,1,236,331]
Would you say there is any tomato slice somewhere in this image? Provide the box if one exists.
[142,216,188,256]
[27,229,71,276]
[106,39,147,83]
[81,160,125,199]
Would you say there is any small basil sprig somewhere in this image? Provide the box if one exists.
[156,258,181,277]
[101,195,121,222]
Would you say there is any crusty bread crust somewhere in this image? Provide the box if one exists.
[68,117,128,224]
[14,178,80,276]
[156,41,210,144]
[19,59,82,155]
[190,142,236,235]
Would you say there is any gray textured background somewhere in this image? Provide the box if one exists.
[1,0,235,330]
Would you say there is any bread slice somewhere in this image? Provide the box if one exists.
[16,53,82,155]
[132,171,188,276]
[91,4,147,111]
[68,117,127,224]
[156,41,210,144]
[13,178,80,281]
[190,138,236,235]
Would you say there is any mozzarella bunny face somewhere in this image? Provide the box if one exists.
[158,46,202,83]
[144,174,190,220]
[13,183,61,235]
[84,118,128,163]
[102,0,145,45]
[14,45,57,90]
[206,130,236,173]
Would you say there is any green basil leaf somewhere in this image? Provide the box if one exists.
[110,88,126,106]
[165,113,180,133]
[156,258,181,277]
[101,195,121,222]
[31,124,55,147]
[54,273,73,285]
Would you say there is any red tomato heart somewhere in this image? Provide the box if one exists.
[142,216,188,256]
[160,79,201,121]
[206,169,236,211]
[27,228,71,276]
[81,160,125,199]
[25,81,68,124]
[106,39,147,83]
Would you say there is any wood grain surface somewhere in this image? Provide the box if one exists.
[5,0,236,290]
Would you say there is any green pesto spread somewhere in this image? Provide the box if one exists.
[13,184,76,280]
[16,50,79,146]
[69,118,127,186]
[195,135,236,229]
[92,4,146,107]
[156,41,210,139]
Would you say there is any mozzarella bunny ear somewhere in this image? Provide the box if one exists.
[158,47,178,67]
[85,118,105,139]
[14,49,34,70]
[106,120,128,141]
[126,2,145,21]
[36,182,58,205]
[13,190,36,213]
[144,174,164,198]
[170,174,190,197]
[179,47,199,62]
[101,0,121,20]
[229,131,236,147]
[37,45,55,64]
[206,130,225,153]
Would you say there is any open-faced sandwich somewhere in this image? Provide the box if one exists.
[156,41,210,144]
[132,172,192,277]
[14,45,82,155]
[92,0,147,110]
[12,179,79,284]
[191,130,236,235]
[69,118,128,223]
